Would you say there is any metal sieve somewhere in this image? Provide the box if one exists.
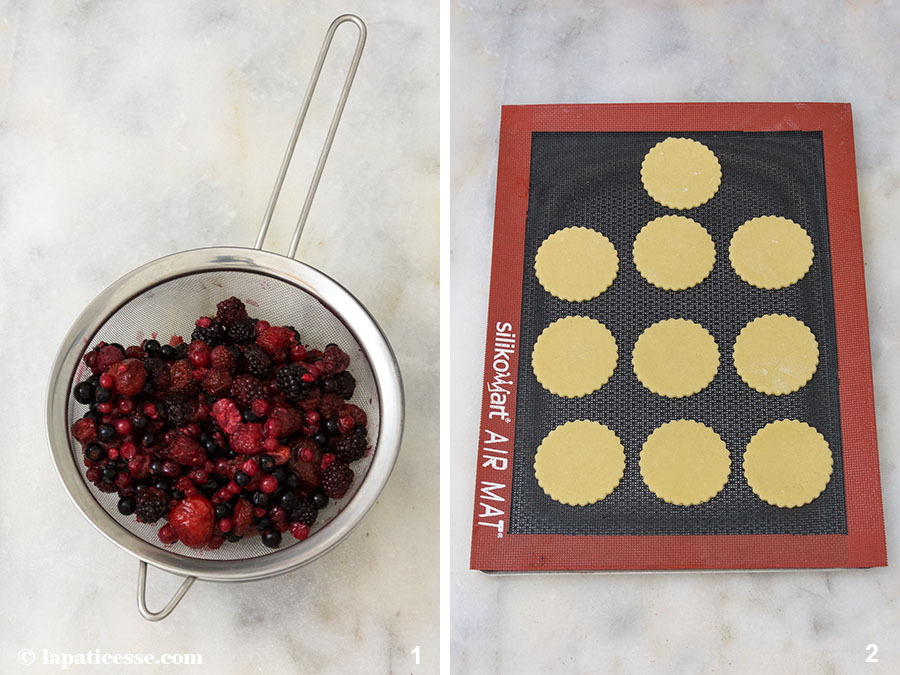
[46,15,403,621]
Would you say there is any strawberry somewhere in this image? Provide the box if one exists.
[168,359,196,395]
[164,433,206,467]
[290,439,322,491]
[202,367,232,396]
[269,405,303,437]
[168,495,214,548]
[339,404,367,429]
[108,358,146,396]
[256,325,294,358]
[210,345,236,371]
[229,423,264,455]
[232,497,252,536]
[211,398,242,435]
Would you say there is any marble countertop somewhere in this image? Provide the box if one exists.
[0,1,437,673]
[450,1,898,673]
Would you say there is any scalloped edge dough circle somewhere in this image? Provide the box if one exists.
[729,216,814,289]
[733,314,819,395]
[532,316,618,398]
[743,419,833,507]
[534,420,626,506]
[641,137,722,210]
[639,420,731,506]
[633,215,716,290]
[632,319,719,398]
[534,227,619,301]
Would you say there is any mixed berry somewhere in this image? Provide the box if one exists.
[70,297,369,550]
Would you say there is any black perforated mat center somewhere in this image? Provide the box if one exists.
[508,130,846,536]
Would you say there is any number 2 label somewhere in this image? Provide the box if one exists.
[866,644,878,663]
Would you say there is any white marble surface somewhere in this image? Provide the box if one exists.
[0,1,437,673]
[451,1,898,673]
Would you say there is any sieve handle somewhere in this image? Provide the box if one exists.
[255,14,367,259]
[136,561,196,622]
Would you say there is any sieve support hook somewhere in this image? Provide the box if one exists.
[136,561,196,622]
[255,14,367,260]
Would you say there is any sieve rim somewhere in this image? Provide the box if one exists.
[46,246,403,581]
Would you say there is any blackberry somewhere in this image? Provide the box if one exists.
[216,296,249,327]
[275,364,307,401]
[242,344,271,376]
[322,461,354,499]
[230,375,267,409]
[135,487,169,523]
[290,499,318,526]
[227,318,255,345]
[162,394,195,428]
[333,433,366,463]
[334,371,356,399]
[191,320,224,346]
[143,357,170,392]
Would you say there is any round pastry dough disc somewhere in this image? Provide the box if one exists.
[534,420,625,506]
[633,215,716,290]
[534,227,619,301]
[640,137,722,210]
[729,216,814,289]
[640,420,731,505]
[743,419,833,507]
[532,316,618,398]
[733,314,818,395]
[632,318,719,398]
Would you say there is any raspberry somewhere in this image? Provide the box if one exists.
[321,345,350,374]
[232,497,252,536]
[319,393,345,419]
[230,375,267,409]
[209,345,236,371]
[71,418,97,446]
[226,318,256,344]
[290,500,318,527]
[143,357,170,393]
[216,297,249,327]
[125,345,144,359]
[108,358,147,396]
[256,325,294,358]
[332,433,367,463]
[322,461,354,499]
[135,487,169,523]
[168,359,197,395]
[162,394,196,428]
[168,495,214,548]
[229,422,264,455]
[242,343,271,376]
[191,320,223,346]
[339,404,367,429]
[290,522,310,541]
[275,364,307,401]
[211,398,242,435]
[96,344,125,371]
[202,367,232,396]
[164,433,206,467]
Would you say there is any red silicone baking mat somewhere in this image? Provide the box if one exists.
[469,102,886,571]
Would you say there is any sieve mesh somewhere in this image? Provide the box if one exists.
[66,269,380,561]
